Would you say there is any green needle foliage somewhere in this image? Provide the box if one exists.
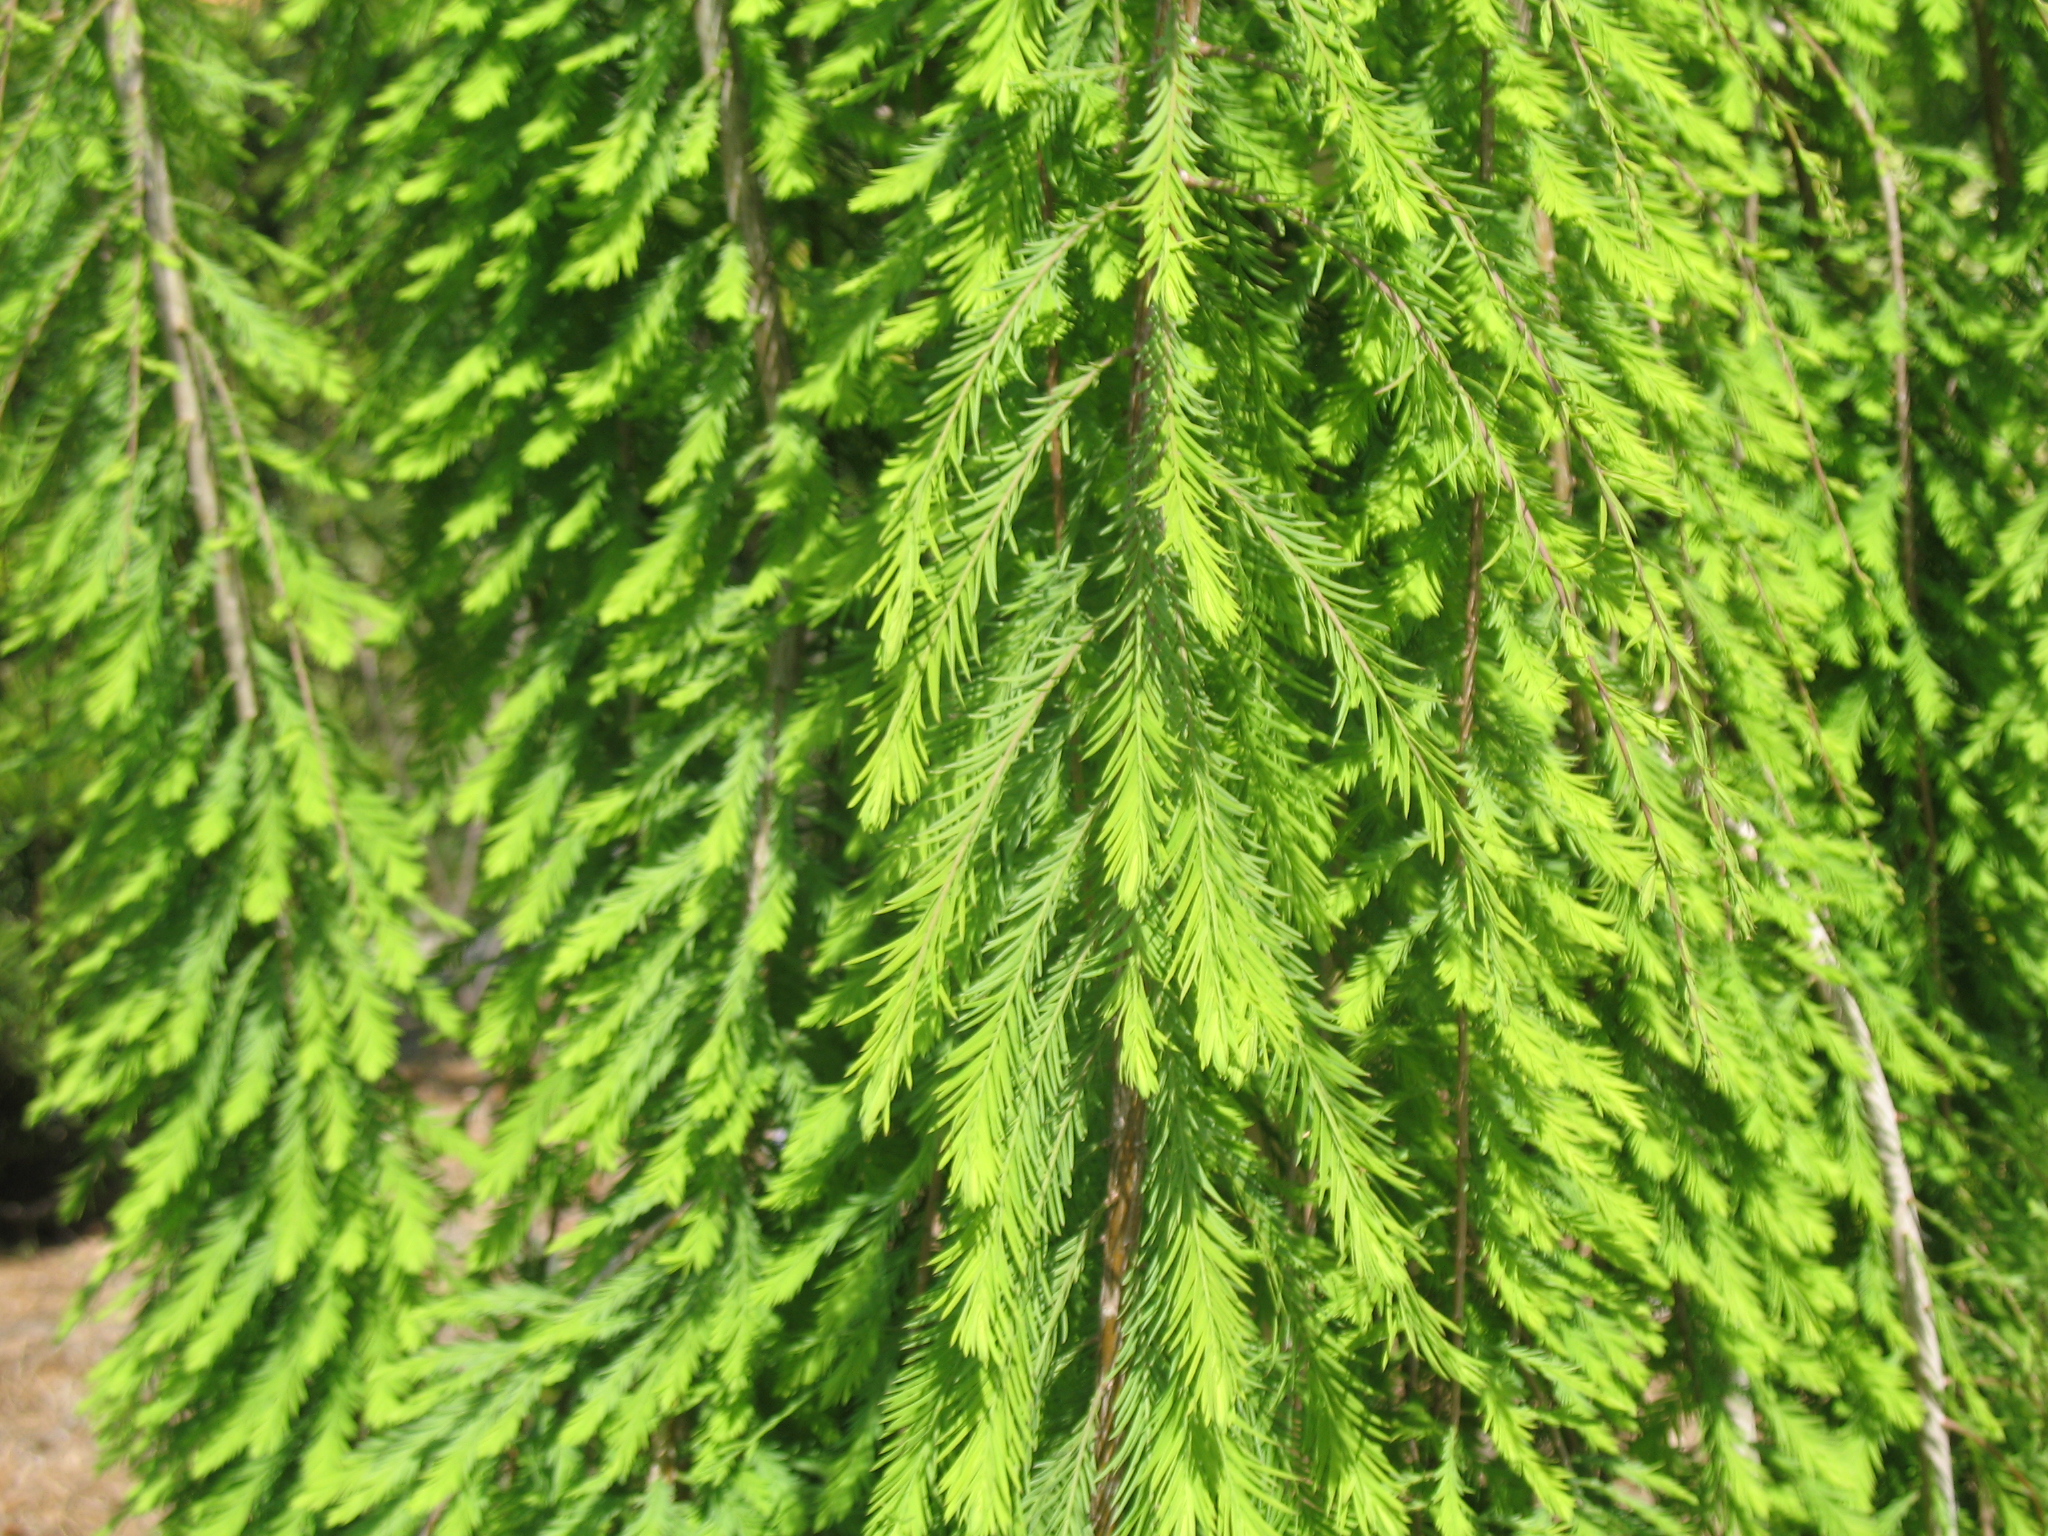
[6,0,2048,1533]
[0,3,446,1530]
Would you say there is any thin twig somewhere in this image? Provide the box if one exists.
[696,0,800,930]
[106,0,259,725]
[191,330,361,908]
[1965,0,2018,223]
[1942,1413,2046,1529]
[1740,804,1957,1536]
[1191,38,1301,81]
[1664,152,1877,602]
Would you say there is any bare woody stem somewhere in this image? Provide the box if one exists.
[913,1167,947,1296]
[105,0,259,726]
[698,0,791,406]
[1738,820,1957,1536]
[1819,926,1956,1536]
[695,0,799,928]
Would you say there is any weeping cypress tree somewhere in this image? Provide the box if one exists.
[8,0,2048,1533]
[304,0,2021,1530]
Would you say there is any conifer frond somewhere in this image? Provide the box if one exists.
[13,0,2048,1531]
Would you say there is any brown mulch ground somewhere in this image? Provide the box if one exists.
[0,1236,147,1536]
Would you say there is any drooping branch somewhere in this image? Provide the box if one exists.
[1090,4,1201,1526]
[1783,19,1914,604]
[1182,172,1714,1063]
[1089,1068,1150,1536]
[1509,0,1571,512]
[0,0,114,189]
[105,0,259,726]
[1447,52,1498,1392]
[1448,483,1484,1436]
[1738,820,1957,1536]
[695,0,798,928]
[1964,0,2018,223]
[1667,151,1876,600]
[697,0,791,405]
[0,202,117,421]
[1813,915,1958,1536]
[191,332,360,907]
[1781,14,1944,991]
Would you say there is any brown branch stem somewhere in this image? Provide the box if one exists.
[696,0,800,930]
[1089,1068,1149,1536]
[913,1168,946,1296]
[1965,0,2018,223]
[1447,52,1495,1434]
[1448,489,1484,1429]
[1090,5,1199,1526]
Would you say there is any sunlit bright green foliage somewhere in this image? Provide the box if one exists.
[4,0,2048,1532]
